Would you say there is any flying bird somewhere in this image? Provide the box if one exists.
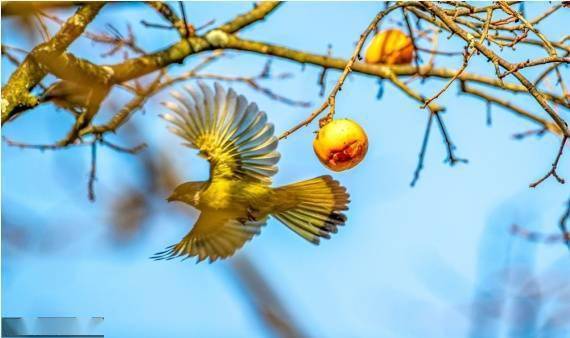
[153,82,350,262]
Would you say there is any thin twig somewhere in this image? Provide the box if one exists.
[1,45,23,66]
[512,128,547,140]
[410,112,434,187]
[140,20,173,30]
[460,81,562,136]
[190,73,310,107]
[3,135,146,155]
[80,71,165,137]
[529,135,568,188]
[145,1,188,37]
[415,46,463,56]
[40,11,146,56]
[156,53,309,108]
[486,101,492,126]
[2,136,84,150]
[554,66,569,104]
[318,44,333,97]
[100,139,147,154]
[421,45,474,108]
[88,141,97,201]
[34,12,51,41]
[510,224,569,245]
[179,1,190,38]
[402,7,421,73]
[500,56,570,79]
[433,111,468,166]
[534,57,567,87]
[498,2,557,57]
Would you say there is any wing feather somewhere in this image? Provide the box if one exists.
[151,212,266,263]
[162,82,279,184]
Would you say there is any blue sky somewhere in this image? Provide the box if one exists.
[2,2,569,338]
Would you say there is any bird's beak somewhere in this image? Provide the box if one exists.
[166,195,175,203]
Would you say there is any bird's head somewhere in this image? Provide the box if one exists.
[167,181,206,207]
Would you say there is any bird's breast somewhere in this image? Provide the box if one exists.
[199,180,234,210]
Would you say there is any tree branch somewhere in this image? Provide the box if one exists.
[421,1,569,137]
[220,35,569,108]
[460,82,562,136]
[108,2,282,82]
[529,135,567,188]
[1,3,105,124]
[216,2,282,34]
[145,1,188,37]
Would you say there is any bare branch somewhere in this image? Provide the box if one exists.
[529,136,568,188]
[460,82,562,136]
[88,141,97,201]
[402,8,421,73]
[510,224,569,245]
[500,56,570,79]
[512,128,547,140]
[498,2,557,57]
[193,73,310,107]
[216,2,282,34]
[145,1,189,37]
[410,112,434,187]
[221,36,569,109]
[99,140,147,154]
[434,111,468,166]
[421,1,569,137]
[422,45,474,108]
[80,71,165,137]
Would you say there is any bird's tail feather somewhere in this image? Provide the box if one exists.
[272,175,349,244]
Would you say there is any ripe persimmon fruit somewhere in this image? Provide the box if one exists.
[365,29,414,65]
[313,119,368,172]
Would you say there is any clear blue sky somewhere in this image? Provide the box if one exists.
[2,2,569,338]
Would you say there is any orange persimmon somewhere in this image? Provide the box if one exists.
[365,29,414,65]
[313,119,368,172]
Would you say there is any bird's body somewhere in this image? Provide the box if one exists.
[153,82,350,262]
[172,179,277,218]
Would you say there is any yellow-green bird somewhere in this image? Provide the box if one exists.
[152,82,350,263]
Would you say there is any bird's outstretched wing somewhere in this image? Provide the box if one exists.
[162,82,280,184]
[151,211,266,262]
